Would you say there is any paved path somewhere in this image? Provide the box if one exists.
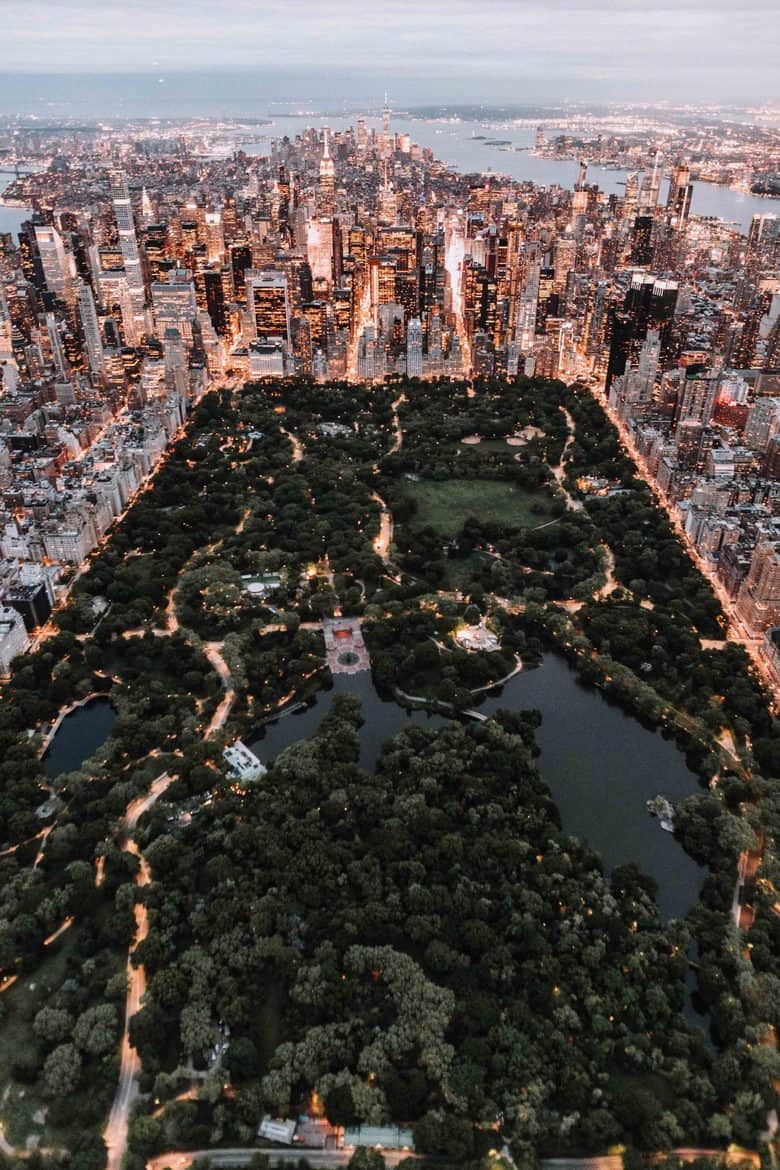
[105,842,147,1170]
[146,1147,760,1170]
[280,426,303,464]
[148,1149,416,1170]
[203,644,236,737]
[388,393,405,455]
[551,407,584,513]
[594,543,619,601]
[104,773,174,1170]
[370,490,395,565]
[104,630,236,1168]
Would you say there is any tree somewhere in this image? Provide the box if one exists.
[129,1115,165,1158]
[414,1111,474,1159]
[180,999,218,1057]
[347,1151,385,1170]
[70,1133,108,1170]
[226,1036,259,1081]
[73,1004,119,1057]
[42,1043,82,1098]
[33,1006,73,1046]
[324,1082,360,1127]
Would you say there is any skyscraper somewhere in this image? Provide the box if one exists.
[640,150,662,210]
[674,367,719,431]
[248,271,291,344]
[737,541,780,630]
[406,316,423,378]
[630,216,654,266]
[34,225,71,299]
[764,314,780,372]
[111,171,145,321]
[667,161,693,225]
[515,241,541,351]
[77,281,105,380]
[606,274,678,387]
[746,214,780,269]
[151,269,198,344]
[318,129,336,217]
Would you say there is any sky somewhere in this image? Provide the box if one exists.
[0,0,778,106]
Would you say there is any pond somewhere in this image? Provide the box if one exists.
[43,697,117,779]
[250,653,703,921]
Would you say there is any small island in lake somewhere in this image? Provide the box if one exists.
[647,794,675,832]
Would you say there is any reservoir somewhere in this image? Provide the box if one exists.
[43,697,117,779]
[250,653,703,921]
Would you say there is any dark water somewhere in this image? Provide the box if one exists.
[251,653,703,920]
[251,672,448,774]
[246,115,774,233]
[0,90,774,232]
[0,171,32,241]
[43,697,117,779]
[478,656,704,921]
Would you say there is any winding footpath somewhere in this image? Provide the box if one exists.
[105,525,238,1169]
[104,671,235,1168]
[371,490,394,563]
[551,407,584,513]
[280,425,303,464]
[594,543,620,602]
[388,392,405,455]
[104,773,174,1170]
[203,643,236,737]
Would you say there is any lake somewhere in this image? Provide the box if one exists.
[43,696,117,779]
[250,653,703,921]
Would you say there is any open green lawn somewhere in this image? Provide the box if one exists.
[444,552,486,589]
[404,477,555,536]
[251,977,285,1078]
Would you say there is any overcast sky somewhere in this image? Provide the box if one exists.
[0,0,777,104]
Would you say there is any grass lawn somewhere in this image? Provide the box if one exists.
[405,477,555,536]
[251,977,285,1079]
[444,552,486,590]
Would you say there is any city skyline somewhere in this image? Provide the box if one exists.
[0,0,778,104]
[1,104,779,1160]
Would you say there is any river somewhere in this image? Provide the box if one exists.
[250,653,703,922]
[246,114,776,234]
[43,696,117,779]
[0,169,32,240]
[2,121,773,237]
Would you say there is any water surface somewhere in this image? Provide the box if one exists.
[251,653,703,920]
[44,697,117,779]
[0,170,32,240]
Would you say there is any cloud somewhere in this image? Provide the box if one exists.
[0,0,776,100]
